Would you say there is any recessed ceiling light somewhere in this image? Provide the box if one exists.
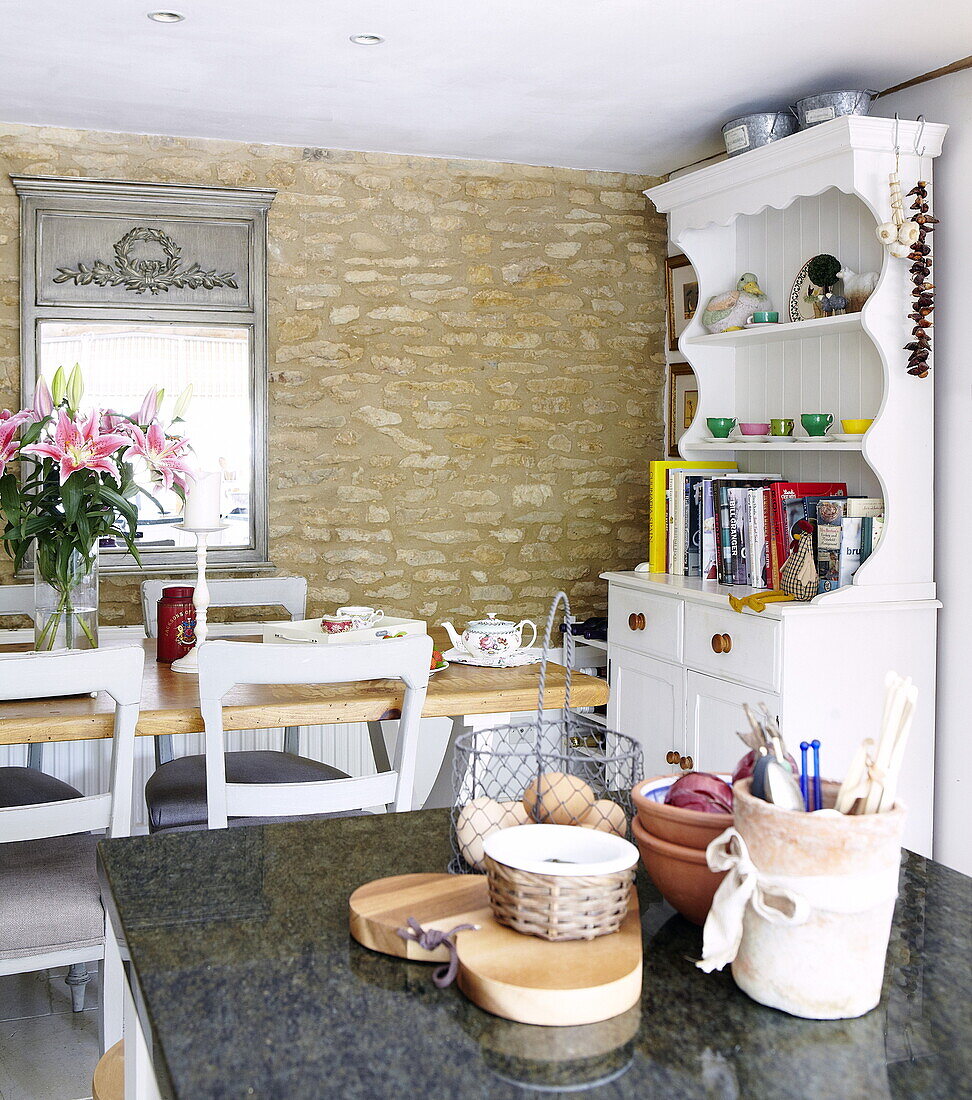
[147,10,185,23]
[349,34,384,45]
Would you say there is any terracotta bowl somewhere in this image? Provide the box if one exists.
[630,775,733,849]
[631,816,726,925]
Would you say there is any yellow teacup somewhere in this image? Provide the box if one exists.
[841,418,874,434]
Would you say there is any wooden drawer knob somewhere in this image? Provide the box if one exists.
[710,632,732,653]
[628,612,646,631]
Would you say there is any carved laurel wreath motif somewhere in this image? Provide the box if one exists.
[53,226,239,295]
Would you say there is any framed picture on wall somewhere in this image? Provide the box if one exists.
[668,362,698,458]
[665,254,699,351]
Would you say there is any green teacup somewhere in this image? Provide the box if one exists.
[747,311,779,324]
[801,412,834,437]
[770,418,794,437]
[706,417,737,439]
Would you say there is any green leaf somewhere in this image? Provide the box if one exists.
[98,485,138,533]
[60,476,82,524]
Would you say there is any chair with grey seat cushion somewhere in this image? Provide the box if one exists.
[140,576,308,768]
[0,646,143,1054]
[146,633,432,832]
[145,750,350,832]
[0,585,92,1009]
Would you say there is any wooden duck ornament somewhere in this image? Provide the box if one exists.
[701,273,771,333]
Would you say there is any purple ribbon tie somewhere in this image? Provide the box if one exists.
[396,916,477,988]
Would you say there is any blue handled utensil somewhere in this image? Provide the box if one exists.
[811,739,822,810]
[799,741,810,810]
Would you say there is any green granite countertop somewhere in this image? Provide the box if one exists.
[98,809,971,1099]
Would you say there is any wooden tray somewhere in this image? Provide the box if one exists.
[349,873,642,1026]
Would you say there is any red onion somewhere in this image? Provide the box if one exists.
[664,772,733,814]
[732,750,798,785]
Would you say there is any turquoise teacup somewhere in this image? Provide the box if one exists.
[801,412,834,437]
[706,417,737,439]
[747,311,779,324]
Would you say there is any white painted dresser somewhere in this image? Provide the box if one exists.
[603,117,948,857]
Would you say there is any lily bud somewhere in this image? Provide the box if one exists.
[66,363,84,413]
[51,366,67,405]
[171,383,193,422]
[137,386,160,424]
[32,378,53,420]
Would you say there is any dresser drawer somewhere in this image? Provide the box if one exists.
[608,586,681,661]
[683,604,780,691]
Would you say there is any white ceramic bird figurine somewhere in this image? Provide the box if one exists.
[702,273,771,333]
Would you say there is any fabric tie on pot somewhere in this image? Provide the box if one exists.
[696,828,808,973]
[696,828,902,974]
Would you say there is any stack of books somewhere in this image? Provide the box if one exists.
[648,460,884,592]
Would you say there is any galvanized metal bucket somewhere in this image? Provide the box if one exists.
[722,112,798,158]
[792,89,877,130]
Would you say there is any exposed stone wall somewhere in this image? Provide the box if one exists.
[0,122,668,626]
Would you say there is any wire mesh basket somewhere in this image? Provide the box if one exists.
[450,592,643,874]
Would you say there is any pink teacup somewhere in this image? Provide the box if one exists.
[321,615,354,634]
[739,422,770,436]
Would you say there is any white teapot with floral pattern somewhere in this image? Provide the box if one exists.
[442,613,538,657]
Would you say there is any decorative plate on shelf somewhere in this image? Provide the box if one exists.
[788,260,819,322]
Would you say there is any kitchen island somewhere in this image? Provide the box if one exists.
[98,809,971,1098]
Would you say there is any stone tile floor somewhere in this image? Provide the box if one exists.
[0,964,100,1100]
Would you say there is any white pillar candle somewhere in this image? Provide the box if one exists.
[183,470,222,530]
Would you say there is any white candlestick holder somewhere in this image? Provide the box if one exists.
[170,524,229,675]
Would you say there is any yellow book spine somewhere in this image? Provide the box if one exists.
[648,461,737,573]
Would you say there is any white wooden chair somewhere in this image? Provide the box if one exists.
[140,577,308,767]
[0,646,143,1053]
[147,634,432,831]
[0,585,42,769]
[140,576,307,638]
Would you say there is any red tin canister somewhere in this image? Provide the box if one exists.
[157,586,196,663]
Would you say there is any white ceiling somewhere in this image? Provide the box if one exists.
[2,1,970,175]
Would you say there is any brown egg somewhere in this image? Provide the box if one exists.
[456,796,528,871]
[522,771,596,826]
[579,799,628,837]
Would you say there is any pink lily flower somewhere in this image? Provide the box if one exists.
[0,410,32,477]
[125,421,194,492]
[32,379,53,421]
[136,387,161,425]
[22,409,130,485]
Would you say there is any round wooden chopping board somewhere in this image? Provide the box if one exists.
[349,872,642,1026]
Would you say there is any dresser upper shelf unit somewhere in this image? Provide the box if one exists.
[645,115,946,605]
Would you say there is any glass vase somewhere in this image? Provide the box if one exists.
[33,548,99,652]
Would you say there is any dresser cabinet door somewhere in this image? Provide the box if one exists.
[685,671,781,776]
[608,647,684,777]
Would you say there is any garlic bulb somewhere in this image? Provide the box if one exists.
[897,221,920,245]
[876,221,898,245]
[889,240,911,259]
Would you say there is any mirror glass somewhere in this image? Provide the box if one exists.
[37,320,254,555]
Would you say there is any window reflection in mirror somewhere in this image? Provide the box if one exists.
[37,320,253,556]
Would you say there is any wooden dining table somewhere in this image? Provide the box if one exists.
[0,626,610,808]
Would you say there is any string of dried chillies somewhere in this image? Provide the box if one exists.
[905,181,936,378]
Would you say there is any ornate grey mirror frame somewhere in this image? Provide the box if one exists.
[13,175,275,572]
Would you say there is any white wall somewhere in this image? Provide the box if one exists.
[874,73,972,875]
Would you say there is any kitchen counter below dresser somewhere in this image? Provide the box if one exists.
[98,808,971,1099]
